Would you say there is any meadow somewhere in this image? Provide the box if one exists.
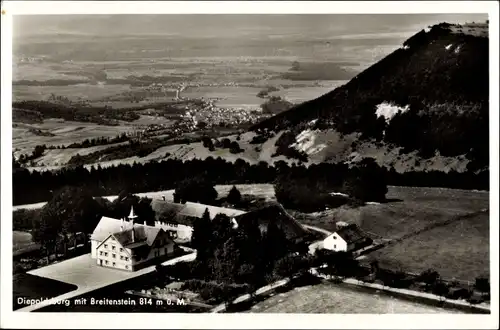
[249,282,462,313]
[12,119,135,153]
[298,186,489,282]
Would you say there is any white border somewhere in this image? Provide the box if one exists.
[1,1,499,329]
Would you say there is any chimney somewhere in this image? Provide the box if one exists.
[143,220,147,226]
[131,227,135,242]
[120,218,124,231]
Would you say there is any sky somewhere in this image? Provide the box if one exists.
[14,14,488,39]
[11,14,489,65]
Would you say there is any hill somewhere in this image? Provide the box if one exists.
[250,22,489,172]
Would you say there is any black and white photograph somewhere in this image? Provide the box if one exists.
[1,1,498,329]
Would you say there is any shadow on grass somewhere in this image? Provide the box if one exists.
[382,198,404,204]
[13,273,78,311]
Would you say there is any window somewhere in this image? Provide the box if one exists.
[333,236,337,240]
[105,260,108,265]
[120,248,123,252]
[112,246,116,250]
[104,244,108,248]
[120,256,124,260]
[112,254,116,258]
[125,257,129,261]
[99,251,103,256]
[125,265,129,269]
[112,262,116,267]
[334,244,337,249]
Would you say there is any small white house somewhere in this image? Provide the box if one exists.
[323,223,372,253]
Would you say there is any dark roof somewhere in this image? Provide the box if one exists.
[335,224,369,244]
[113,225,161,249]
[233,203,308,241]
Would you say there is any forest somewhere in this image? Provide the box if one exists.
[13,156,488,206]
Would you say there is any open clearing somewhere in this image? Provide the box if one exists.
[291,186,489,282]
[12,119,134,153]
[13,231,40,255]
[249,282,462,313]
[369,212,489,281]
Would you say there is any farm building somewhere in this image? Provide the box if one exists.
[151,200,246,241]
[323,223,373,253]
[232,203,310,244]
[90,207,176,271]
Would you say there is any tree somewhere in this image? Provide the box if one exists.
[174,176,218,204]
[237,263,261,296]
[221,138,231,149]
[33,205,62,264]
[275,255,298,281]
[226,186,242,205]
[191,208,213,261]
[474,277,490,293]
[33,186,103,259]
[275,254,311,282]
[107,193,155,226]
[211,214,234,247]
[262,221,290,270]
[342,158,388,202]
[229,141,242,154]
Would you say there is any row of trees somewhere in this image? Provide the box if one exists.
[28,187,156,262]
[13,100,141,126]
[13,156,489,206]
[52,133,131,149]
[201,136,243,154]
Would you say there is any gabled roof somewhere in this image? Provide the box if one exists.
[151,200,246,226]
[233,203,308,241]
[334,224,369,244]
[111,225,162,249]
[91,216,130,242]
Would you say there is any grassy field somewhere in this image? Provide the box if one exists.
[13,231,39,255]
[13,273,78,310]
[298,186,489,282]
[369,212,489,281]
[249,282,462,313]
[12,119,135,153]
[12,114,174,157]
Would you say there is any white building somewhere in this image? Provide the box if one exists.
[150,200,247,242]
[90,207,176,271]
[323,223,372,253]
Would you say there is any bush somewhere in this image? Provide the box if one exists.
[13,209,40,231]
[250,134,269,144]
[182,280,249,304]
[229,141,242,154]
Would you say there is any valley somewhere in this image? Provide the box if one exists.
[9,14,492,318]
